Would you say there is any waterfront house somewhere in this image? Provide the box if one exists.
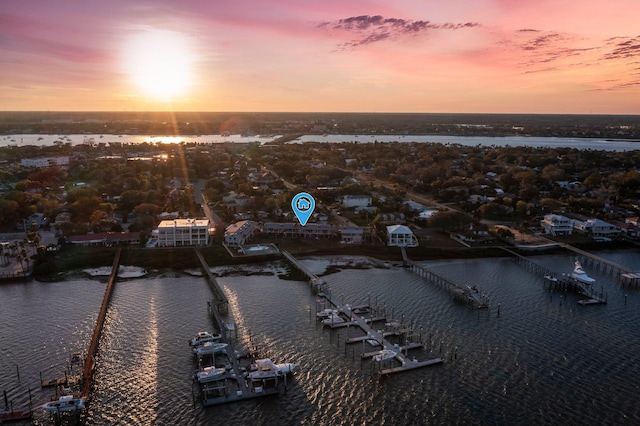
[541,214,574,236]
[573,218,619,239]
[386,224,418,247]
[224,220,259,248]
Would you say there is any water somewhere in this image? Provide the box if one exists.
[2,133,639,151]
[1,251,639,424]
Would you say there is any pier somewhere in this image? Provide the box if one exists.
[502,248,607,304]
[557,243,638,285]
[282,250,326,291]
[82,248,121,400]
[194,252,290,406]
[195,248,228,313]
[318,291,444,375]
[401,247,489,309]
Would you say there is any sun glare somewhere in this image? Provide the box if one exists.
[124,29,194,101]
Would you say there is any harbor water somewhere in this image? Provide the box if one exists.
[1,251,639,425]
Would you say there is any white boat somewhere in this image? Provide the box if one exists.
[372,349,397,362]
[366,339,381,347]
[189,331,221,347]
[195,366,227,383]
[316,308,337,319]
[321,313,346,325]
[194,342,228,356]
[41,395,86,412]
[248,358,298,381]
[571,261,595,284]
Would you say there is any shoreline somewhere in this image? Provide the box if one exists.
[27,240,635,282]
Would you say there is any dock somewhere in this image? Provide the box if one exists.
[195,248,228,313]
[281,250,326,291]
[82,248,121,400]
[315,286,444,375]
[401,247,489,309]
[503,248,607,305]
[195,252,291,406]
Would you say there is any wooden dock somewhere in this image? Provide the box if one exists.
[196,253,290,406]
[82,248,121,400]
[504,248,607,305]
[315,289,443,375]
[195,248,228,313]
[401,247,489,309]
[282,250,326,291]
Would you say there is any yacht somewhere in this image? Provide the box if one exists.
[316,308,337,319]
[194,342,228,356]
[248,358,297,381]
[321,313,346,326]
[41,395,86,412]
[195,366,227,383]
[189,331,222,347]
[571,261,595,284]
[372,349,397,362]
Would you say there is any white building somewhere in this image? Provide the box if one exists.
[156,218,210,247]
[21,156,69,168]
[342,195,372,209]
[386,224,418,247]
[573,218,619,239]
[541,214,573,236]
[224,220,259,248]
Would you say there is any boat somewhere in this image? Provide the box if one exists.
[366,339,381,347]
[189,331,222,347]
[195,366,227,383]
[316,308,337,319]
[321,313,346,326]
[352,306,370,315]
[194,342,228,356]
[570,261,595,284]
[248,358,298,381]
[372,349,397,362]
[41,395,86,412]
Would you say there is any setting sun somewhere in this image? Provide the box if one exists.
[123,29,194,101]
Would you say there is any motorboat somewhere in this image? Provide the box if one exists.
[322,313,346,326]
[41,395,86,412]
[571,261,595,284]
[316,308,337,319]
[194,342,228,356]
[248,358,298,381]
[195,366,227,383]
[190,331,222,347]
[372,349,397,362]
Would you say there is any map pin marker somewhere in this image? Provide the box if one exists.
[291,192,315,226]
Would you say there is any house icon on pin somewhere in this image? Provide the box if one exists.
[297,198,311,211]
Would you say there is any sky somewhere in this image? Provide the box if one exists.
[1,0,640,114]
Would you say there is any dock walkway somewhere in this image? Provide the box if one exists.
[195,248,228,312]
[82,248,121,399]
[557,243,638,285]
[282,250,325,290]
[502,248,607,304]
[401,247,488,309]
[317,286,443,375]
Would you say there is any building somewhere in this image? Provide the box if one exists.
[156,218,210,247]
[340,226,365,244]
[541,214,573,236]
[224,220,259,248]
[386,224,418,247]
[66,232,141,247]
[573,218,619,239]
[342,195,372,209]
[20,156,69,168]
[264,222,338,239]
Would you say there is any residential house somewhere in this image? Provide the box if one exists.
[573,218,619,239]
[342,195,372,209]
[541,214,574,236]
[386,224,418,247]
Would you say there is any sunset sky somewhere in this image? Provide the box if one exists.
[2,0,640,114]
